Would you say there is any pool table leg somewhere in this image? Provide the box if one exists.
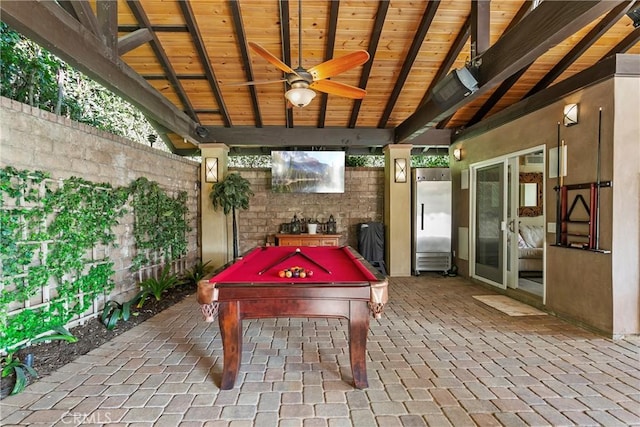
[349,300,370,389]
[218,301,242,390]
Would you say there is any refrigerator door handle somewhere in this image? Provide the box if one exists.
[421,203,424,230]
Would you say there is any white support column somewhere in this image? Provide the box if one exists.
[200,143,230,269]
[384,144,413,276]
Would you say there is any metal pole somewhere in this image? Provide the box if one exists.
[595,107,602,250]
[555,122,561,245]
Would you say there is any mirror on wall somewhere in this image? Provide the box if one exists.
[518,172,542,217]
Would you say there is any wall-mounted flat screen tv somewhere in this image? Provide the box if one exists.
[271,151,345,193]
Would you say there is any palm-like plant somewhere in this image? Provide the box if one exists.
[209,173,254,259]
[183,260,213,285]
[134,264,181,308]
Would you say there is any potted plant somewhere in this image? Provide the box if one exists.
[209,173,254,259]
[306,217,319,234]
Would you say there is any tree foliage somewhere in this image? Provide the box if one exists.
[0,22,160,149]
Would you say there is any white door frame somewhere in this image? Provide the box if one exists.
[469,145,547,296]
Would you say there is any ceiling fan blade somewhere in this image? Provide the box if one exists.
[248,42,299,76]
[223,79,287,87]
[307,51,370,81]
[310,80,367,99]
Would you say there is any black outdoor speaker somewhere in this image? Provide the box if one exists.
[431,67,479,108]
[195,125,209,138]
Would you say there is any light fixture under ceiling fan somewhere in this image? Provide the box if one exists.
[242,0,370,108]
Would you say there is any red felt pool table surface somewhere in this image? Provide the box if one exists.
[209,245,378,284]
[198,245,387,390]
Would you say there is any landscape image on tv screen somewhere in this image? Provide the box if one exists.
[271,151,345,193]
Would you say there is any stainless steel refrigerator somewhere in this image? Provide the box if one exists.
[412,168,452,275]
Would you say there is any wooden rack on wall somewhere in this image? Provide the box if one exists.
[554,181,612,253]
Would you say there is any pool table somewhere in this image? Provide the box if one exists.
[197,245,388,390]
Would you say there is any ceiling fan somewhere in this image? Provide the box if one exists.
[241,0,370,108]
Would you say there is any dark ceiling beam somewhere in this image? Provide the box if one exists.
[0,1,200,145]
[203,127,395,146]
[456,54,639,142]
[228,0,261,128]
[398,128,452,147]
[377,0,440,129]
[60,0,100,37]
[466,67,526,127]
[142,74,206,80]
[466,1,534,127]
[503,1,533,35]
[96,1,118,53]
[601,26,640,60]
[479,1,623,85]
[429,15,471,131]
[118,28,153,56]
[193,109,221,114]
[279,0,294,128]
[317,1,340,128]
[418,15,470,109]
[118,25,189,32]
[395,0,623,143]
[57,1,78,20]
[198,126,451,149]
[126,1,198,123]
[470,0,490,60]
[348,0,390,128]
[179,1,232,127]
[524,1,635,98]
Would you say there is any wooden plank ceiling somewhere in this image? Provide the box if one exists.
[1,1,639,155]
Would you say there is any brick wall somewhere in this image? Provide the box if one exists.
[0,96,385,296]
[230,167,385,253]
[0,97,200,302]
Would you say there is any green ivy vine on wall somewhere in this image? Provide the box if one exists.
[129,177,190,271]
[0,167,191,351]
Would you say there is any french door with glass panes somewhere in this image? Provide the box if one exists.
[471,160,507,288]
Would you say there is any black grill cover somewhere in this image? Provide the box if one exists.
[358,222,386,275]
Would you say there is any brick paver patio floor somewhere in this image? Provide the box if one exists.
[1,275,638,426]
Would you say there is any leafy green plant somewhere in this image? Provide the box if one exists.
[129,177,190,271]
[134,264,182,308]
[411,155,449,168]
[209,173,254,259]
[1,166,192,350]
[28,326,77,346]
[1,326,76,396]
[183,260,213,285]
[1,352,37,396]
[0,167,127,349]
[1,23,158,148]
[101,299,137,331]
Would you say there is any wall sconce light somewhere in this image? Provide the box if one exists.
[453,148,462,161]
[205,157,218,183]
[563,103,578,126]
[394,158,407,183]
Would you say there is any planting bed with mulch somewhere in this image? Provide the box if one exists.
[1,283,196,399]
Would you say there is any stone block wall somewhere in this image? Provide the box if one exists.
[229,167,385,253]
[0,97,200,302]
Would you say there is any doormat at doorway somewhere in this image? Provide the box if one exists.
[472,295,547,316]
